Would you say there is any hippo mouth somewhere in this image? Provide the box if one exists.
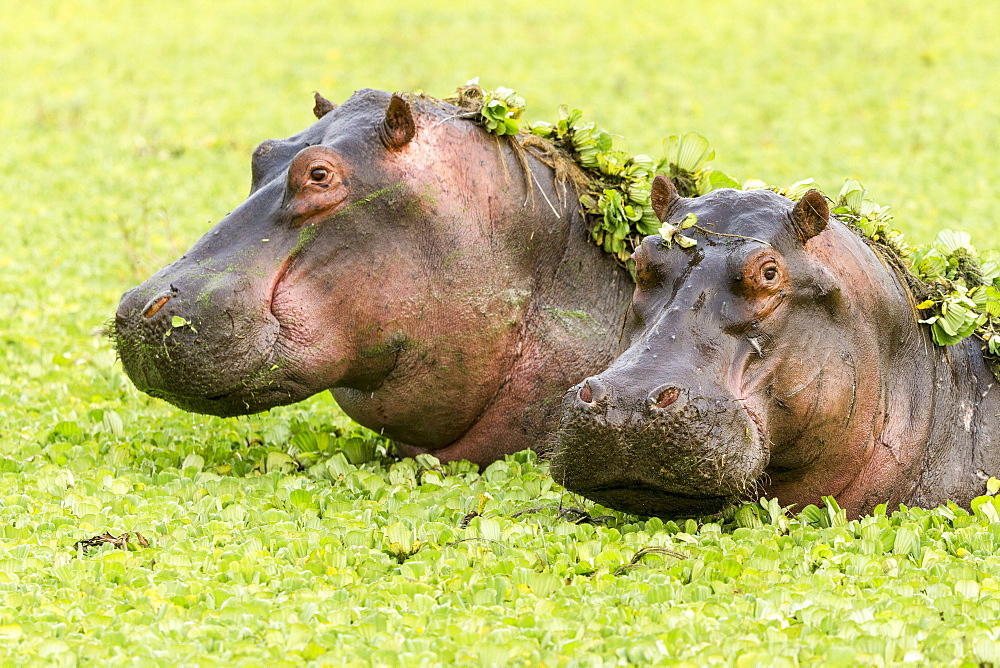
[141,368,314,416]
[570,482,736,518]
[550,387,768,518]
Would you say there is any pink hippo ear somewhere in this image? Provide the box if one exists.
[313,92,338,119]
[379,94,416,150]
[792,190,830,243]
[650,175,680,222]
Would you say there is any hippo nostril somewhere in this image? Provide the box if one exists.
[142,295,172,319]
[577,377,608,407]
[654,387,681,409]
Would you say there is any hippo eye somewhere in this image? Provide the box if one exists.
[735,251,785,299]
[309,167,329,182]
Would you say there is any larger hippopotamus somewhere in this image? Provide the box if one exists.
[113,89,633,466]
[553,176,1000,519]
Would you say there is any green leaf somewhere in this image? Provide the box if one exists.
[934,229,973,254]
[987,477,1000,495]
[838,178,866,214]
[674,132,713,172]
[704,169,742,192]
[779,178,819,201]
[265,451,298,474]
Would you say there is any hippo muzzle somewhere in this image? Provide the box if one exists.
[114,259,290,416]
[551,373,767,517]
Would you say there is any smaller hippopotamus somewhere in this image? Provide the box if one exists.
[552,176,1000,519]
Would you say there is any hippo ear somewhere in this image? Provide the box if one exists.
[379,94,416,150]
[791,190,830,243]
[650,175,680,222]
[313,92,337,119]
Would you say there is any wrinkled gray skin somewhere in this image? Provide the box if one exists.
[552,178,1000,519]
[114,89,633,466]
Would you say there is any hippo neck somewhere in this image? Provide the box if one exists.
[905,335,1000,507]
[391,140,634,466]
[829,233,1000,513]
[868,245,1000,510]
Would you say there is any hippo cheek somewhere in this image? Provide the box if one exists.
[551,389,767,517]
[266,284,350,391]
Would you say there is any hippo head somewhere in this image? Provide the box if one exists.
[551,177,897,516]
[113,88,583,458]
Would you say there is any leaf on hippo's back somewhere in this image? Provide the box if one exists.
[529,120,554,138]
[859,198,890,219]
[911,248,949,281]
[989,337,1000,356]
[928,321,964,346]
[742,178,769,190]
[669,132,714,173]
[777,178,819,201]
[936,300,979,339]
[170,315,196,332]
[675,234,698,249]
[981,259,1000,285]
[700,169,742,193]
[837,178,866,214]
[969,286,995,312]
[934,229,974,254]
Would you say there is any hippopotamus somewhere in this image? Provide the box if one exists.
[113,88,633,466]
[552,176,1000,519]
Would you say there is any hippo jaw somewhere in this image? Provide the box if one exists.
[551,379,769,517]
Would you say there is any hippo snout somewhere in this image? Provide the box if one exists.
[553,376,768,517]
[112,268,284,416]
